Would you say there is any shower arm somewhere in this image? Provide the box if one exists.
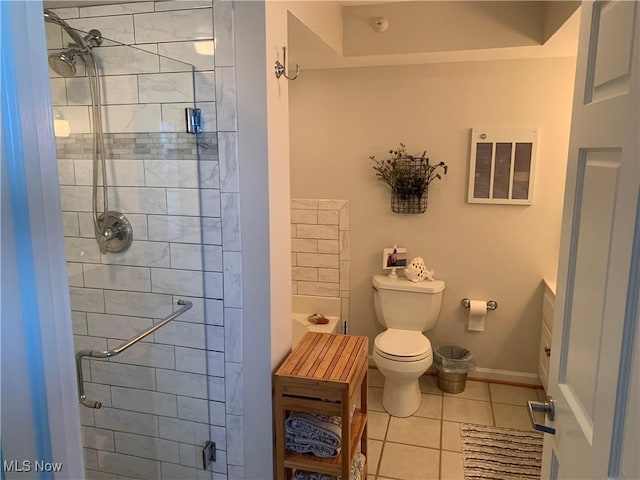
[75,300,193,408]
[44,10,90,52]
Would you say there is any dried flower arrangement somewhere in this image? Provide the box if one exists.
[370,143,448,213]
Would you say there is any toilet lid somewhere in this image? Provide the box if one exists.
[374,329,431,358]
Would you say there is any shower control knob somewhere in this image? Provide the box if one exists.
[97,211,133,253]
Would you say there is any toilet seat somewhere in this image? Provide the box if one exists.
[374,329,432,362]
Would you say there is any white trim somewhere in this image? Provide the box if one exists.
[235,2,273,477]
[469,367,542,386]
[368,355,542,386]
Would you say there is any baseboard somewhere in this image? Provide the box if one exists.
[467,368,541,387]
[368,355,542,388]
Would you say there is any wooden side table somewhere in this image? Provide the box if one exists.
[274,332,369,480]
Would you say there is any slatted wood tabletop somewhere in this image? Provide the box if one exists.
[275,332,368,383]
[274,332,369,479]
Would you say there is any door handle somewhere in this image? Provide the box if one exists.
[527,396,556,434]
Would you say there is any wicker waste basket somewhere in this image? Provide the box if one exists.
[434,345,475,394]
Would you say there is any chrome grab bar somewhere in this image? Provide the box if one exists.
[76,299,193,408]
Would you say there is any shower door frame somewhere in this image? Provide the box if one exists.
[2,1,84,475]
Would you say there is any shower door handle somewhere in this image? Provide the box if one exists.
[75,299,193,408]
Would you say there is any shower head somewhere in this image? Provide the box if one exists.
[49,49,79,77]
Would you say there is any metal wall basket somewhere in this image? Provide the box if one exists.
[391,188,428,214]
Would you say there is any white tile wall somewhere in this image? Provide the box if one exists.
[114,431,180,463]
[144,161,199,188]
[107,340,175,369]
[224,362,242,416]
[291,199,350,321]
[70,286,105,313]
[148,215,203,243]
[207,376,225,403]
[83,264,151,291]
[170,243,204,270]
[222,251,242,307]
[134,10,214,43]
[214,67,237,131]
[93,46,160,76]
[74,159,145,187]
[154,0,212,12]
[67,76,140,106]
[220,193,241,250]
[79,2,154,17]
[49,0,243,477]
[158,416,209,444]
[226,414,243,466]
[209,401,225,426]
[111,386,178,417]
[45,22,64,49]
[54,106,91,134]
[213,1,235,68]
[82,426,115,452]
[94,408,159,437]
[177,396,209,423]
[154,321,206,349]
[91,361,156,390]
[67,16,135,45]
[175,346,207,374]
[97,450,161,479]
[101,104,163,133]
[151,268,204,297]
[156,369,208,399]
[50,78,67,105]
[104,290,173,318]
[138,72,195,103]
[158,41,215,71]
[101,241,170,268]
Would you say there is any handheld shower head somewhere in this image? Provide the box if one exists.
[49,49,79,77]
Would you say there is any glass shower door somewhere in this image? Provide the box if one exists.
[45,17,222,480]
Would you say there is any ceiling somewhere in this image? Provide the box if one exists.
[289,1,580,70]
[43,0,581,70]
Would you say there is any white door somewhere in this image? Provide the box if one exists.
[541,1,639,479]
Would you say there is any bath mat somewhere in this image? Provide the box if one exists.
[460,424,543,480]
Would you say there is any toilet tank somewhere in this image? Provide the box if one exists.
[372,275,445,331]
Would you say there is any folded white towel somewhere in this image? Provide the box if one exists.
[285,412,342,454]
[286,433,341,458]
[291,452,366,480]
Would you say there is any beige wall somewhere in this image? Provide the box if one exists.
[290,57,576,375]
[266,1,294,367]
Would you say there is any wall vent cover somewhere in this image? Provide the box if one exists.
[468,128,538,205]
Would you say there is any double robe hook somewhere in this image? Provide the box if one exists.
[274,46,300,81]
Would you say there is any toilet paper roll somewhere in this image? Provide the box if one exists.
[468,300,487,332]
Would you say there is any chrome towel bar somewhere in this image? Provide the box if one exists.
[76,299,193,409]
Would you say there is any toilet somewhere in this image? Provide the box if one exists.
[372,274,445,417]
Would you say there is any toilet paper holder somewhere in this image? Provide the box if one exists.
[461,298,498,310]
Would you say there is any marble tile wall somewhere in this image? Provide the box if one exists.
[46,0,229,135]
[290,199,350,323]
[48,1,243,479]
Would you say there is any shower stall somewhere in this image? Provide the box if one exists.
[41,3,227,478]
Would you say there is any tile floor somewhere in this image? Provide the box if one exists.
[365,369,546,480]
